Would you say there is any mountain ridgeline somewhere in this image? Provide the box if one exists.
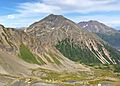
[78,20,120,50]
[1,14,120,85]
[26,14,120,65]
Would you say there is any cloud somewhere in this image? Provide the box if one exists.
[0,0,120,29]
[7,15,15,19]
[17,2,61,14]
[43,0,120,13]
[10,0,120,15]
[0,14,45,27]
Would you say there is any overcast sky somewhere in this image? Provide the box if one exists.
[0,0,120,30]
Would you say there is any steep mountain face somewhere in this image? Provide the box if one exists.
[0,24,39,75]
[78,20,120,50]
[0,23,90,74]
[1,23,93,85]
[26,14,120,65]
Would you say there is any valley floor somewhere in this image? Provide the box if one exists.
[0,68,120,86]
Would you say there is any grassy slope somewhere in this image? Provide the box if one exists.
[56,38,101,65]
[104,44,120,63]
[30,67,120,86]
[56,38,120,72]
[97,33,120,49]
[19,44,61,65]
[19,44,44,65]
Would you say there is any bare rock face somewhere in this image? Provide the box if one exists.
[78,20,118,34]
[0,26,29,54]
[27,14,100,50]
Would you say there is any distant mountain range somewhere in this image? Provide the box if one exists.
[78,20,120,50]
[0,14,120,85]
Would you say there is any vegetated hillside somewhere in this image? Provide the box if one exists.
[97,33,120,51]
[0,15,120,85]
[0,21,91,85]
[78,20,120,50]
[27,14,120,65]
[0,24,88,73]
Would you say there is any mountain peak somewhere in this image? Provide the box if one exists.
[42,14,65,23]
[78,20,117,34]
[89,20,99,23]
[47,14,64,18]
[27,14,76,31]
[0,24,4,28]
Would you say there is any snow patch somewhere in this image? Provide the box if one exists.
[51,27,55,30]
[24,29,27,32]
[83,24,88,28]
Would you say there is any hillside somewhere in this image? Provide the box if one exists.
[26,14,120,65]
[0,15,120,85]
[78,20,120,50]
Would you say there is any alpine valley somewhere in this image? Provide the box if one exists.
[0,14,120,86]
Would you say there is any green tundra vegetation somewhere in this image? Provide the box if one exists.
[19,44,44,65]
[104,44,120,62]
[19,44,61,65]
[97,33,120,49]
[56,38,101,65]
[30,67,120,86]
[56,38,120,73]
